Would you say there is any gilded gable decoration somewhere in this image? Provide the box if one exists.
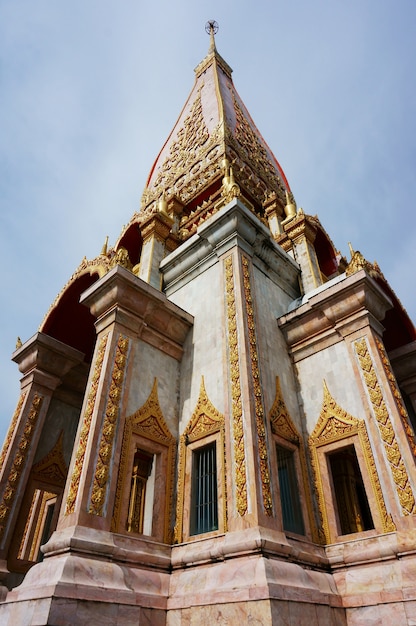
[0,392,26,474]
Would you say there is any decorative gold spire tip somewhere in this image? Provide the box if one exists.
[15,337,22,349]
[205,20,219,53]
[101,235,109,255]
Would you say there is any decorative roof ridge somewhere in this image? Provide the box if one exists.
[194,48,233,80]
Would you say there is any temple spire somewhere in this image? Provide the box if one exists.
[205,20,219,53]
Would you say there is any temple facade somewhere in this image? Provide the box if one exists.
[0,23,416,625]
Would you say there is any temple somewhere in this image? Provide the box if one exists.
[1,22,416,625]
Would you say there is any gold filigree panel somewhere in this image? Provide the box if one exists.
[112,379,175,543]
[375,337,416,457]
[0,392,26,474]
[65,334,109,515]
[174,377,227,543]
[0,393,43,539]
[355,338,416,516]
[225,255,247,516]
[309,381,395,544]
[242,256,272,515]
[89,334,130,517]
[270,377,319,541]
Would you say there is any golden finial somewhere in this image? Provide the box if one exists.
[16,337,22,349]
[158,192,168,214]
[283,190,297,220]
[348,242,355,258]
[101,235,109,255]
[205,20,219,53]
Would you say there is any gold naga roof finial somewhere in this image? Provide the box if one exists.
[101,235,109,255]
[205,20,219,53]
[348,242,355,258]
[282,190,297,223]
[16,337,22,349]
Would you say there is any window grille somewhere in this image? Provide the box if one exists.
[190,442,218,535]
[276,445,305,535]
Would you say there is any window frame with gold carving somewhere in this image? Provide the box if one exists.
[309,382,395,544]
[174,378,227,544]
[111,380,176,544]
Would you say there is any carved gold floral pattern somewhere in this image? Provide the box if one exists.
[174,377,226,543]
[112,379,176,543]
[242,256,272,515]
[89,335,129,517]
[0,393,43,539]
[309,381,395,544]
[0,392,26,474]
[225,255,247,516]
[65,334,108,515]
[270,377,319,541]
[375,337,416,457]
[355,338,416,516]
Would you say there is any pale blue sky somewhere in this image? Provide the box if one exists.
[1,1,415,442]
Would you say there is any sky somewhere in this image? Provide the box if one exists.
[1,0,415,444]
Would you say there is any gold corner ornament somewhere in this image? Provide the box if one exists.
[174,377,227,543]
[354,338,416,516]
[270,377,319,542]
[0,393,43,540]
[375,337,416,458]
[89,334,130,517]
[309,381,395,544]
[65,334,109,516]
[345,250,382,279]
[242,256,273,516]
[225,255,247,516]
[112,379,176,543]
[0,392,26,474]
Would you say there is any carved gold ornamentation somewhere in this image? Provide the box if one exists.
[89,335,129,517]
[270,377,319,541]
[32,431,67,485]
[174,377,226,543]
[112,379,175,543]
[345,250,383,279]
[225,255,247,516]
[355,338,416,515]
[242,256,272,515]
[65,334,108,515]
[0,393,43,539]
[375,337,416,457]
[309,381,395,544]
[0,392,26,474]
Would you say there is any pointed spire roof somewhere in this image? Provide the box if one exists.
[140,22,292,233]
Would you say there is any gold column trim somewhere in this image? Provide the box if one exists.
[65,334,109,515]
[242,255,272,515]
[270,377,319,542]
[225,255,247,516]
[0,393,43,539]
[0,391,26,474]
[89,334,129,517]
[112,379,176,543]
[355,338,416,516]
[375,337,416,457]
[174,376,226,543]
[309,381,395,544]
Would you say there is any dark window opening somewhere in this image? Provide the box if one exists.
[190,442,218,535]
[328,445,374,535]
[276,445,305,535]
[126,449,154,534]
